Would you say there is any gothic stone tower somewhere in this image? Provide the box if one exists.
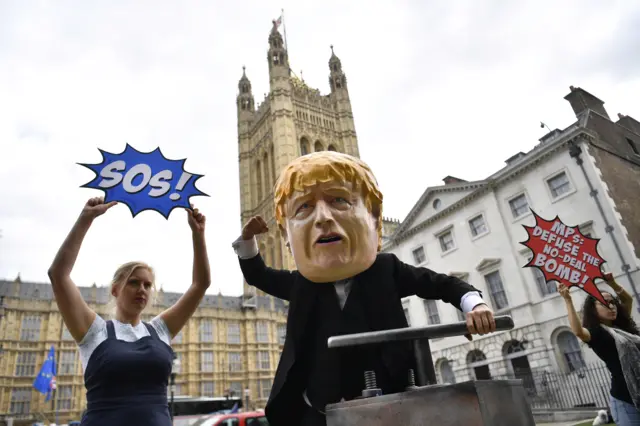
[237,22,361,297]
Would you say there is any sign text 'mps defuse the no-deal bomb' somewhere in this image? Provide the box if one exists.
[521,210,608,305]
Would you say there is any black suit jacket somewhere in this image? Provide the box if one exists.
[239,251,481,425]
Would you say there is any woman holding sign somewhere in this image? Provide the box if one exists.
[48,197,211,426]
[558,275,640,425]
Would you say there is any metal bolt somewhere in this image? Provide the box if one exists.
[364,370,377,389]
[362,370,382,398]
[405,368,419,391]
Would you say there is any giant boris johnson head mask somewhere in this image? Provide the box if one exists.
[274,151,383,283]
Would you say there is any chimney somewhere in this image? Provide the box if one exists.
[505,152,526,166]
[564,86,609,120]
[442,176,467,185]
[616,113,640,135]
[539,129,563,144]
[13,274,21,298]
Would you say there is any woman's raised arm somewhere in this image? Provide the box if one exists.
[557,282,591,342]
[604,273,633,317]
[158,207,211,338]
[48,197,117,343]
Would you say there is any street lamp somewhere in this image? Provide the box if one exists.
[170,355,180,420]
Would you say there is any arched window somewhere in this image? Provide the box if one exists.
[534,267,557,296]
[314,141,323,152]
[466,349,490,380]
[256,160,263,201]
[467,349,486,364]
[504,340,526,356]
[275,230,282,268]
[327,144,337,152]
[270,246,276,268]
[503,340,535,395]
[263,152,270,194]
[270,145,276,184]
[438,359,456,384]
[300,138,310,156]
[557,330,586,372]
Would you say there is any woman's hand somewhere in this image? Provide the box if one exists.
[557,282,572,300]
[603,272,620,290]
[80,197,118,221]
[603,271,633,315]
[188,205,206,235]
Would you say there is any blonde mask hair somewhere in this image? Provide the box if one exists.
[105,261,156,318]
[274,151,384,251]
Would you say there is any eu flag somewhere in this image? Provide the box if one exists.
[33,345,57,401]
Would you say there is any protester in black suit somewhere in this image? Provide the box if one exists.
[232,151,496,426]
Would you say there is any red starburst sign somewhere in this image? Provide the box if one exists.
[521,210,608,305]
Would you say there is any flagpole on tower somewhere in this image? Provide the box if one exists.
[281,8,288,52]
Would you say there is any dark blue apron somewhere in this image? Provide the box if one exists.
[81,320,174,426]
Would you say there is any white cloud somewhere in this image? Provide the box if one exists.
[1,0,639,295]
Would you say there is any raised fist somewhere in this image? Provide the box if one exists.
[241,216,269,240]
[188,205,206,234]
[557,282,572,300]
[80,197,118,220]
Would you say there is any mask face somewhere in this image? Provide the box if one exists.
[283,180,378,283]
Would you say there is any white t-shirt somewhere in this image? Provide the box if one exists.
[77,314,172,372]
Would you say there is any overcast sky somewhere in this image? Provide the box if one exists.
[1,1,639,296]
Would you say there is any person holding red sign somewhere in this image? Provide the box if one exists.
[558,274,640,425]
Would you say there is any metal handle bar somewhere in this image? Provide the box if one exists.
[327,315,514,349]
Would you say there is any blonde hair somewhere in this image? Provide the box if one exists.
[274,151,384,250]
[105,261,156,318]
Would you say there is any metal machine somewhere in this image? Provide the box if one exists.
[325,315,536,426]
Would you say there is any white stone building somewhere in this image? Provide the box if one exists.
[382,86,640,388]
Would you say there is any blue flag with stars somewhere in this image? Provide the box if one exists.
[33,345,56,401]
